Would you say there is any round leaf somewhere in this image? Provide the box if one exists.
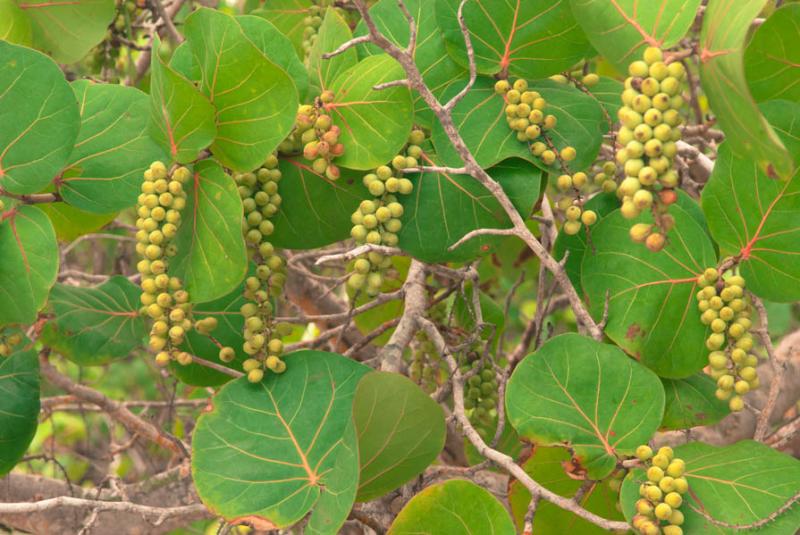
[149,36,217,165]
[0,347,39,476]
[0,205,58,326]
[0,41,80,195]
[620,441,800,533]
[506,333,665,479]
[0,0,32,45]
[431,77,605,172]
[269,157,363,249]
[306,8,357,95]
[568,0,701,73]
[184,8,299,173]
[661,374,729,430]
[353,371,446,502]
[60,80,167,213]
[744,4,800,104]
[38,202,115,241]
[436,0,593,79]
[388,479,515,535]
[580,205,717,378]
[170,159,247,304]
[328,55,413,170]
[251,0,313,58]
[701,100,800,302]
[40,276,146,366]
[397,157,543,263]
[192,350,370,532]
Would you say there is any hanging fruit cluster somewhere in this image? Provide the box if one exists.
[696,268,759,411]
[460,346,499,440]
[632,445,689,535]
[280,91,344,181]
[234,155,288,382]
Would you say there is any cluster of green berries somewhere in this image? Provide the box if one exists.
[135,162,204,367]
[302,3,327,61]
[461,350,499,439]
[590,161,620,194]
[696,269,759,412]
[553,171,598,235]
[616,47,686,242]
[234,155,288,382]
[550,71,600,88]
[632,445,689,535]
[348,130,421,296]
[280,93,344,180]
[494,78,573,166]
[408,330,443,393]
[0,331,23,357]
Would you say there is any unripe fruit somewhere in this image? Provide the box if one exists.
[645,233,665,252]
[636,445,653,460]
[248,368,264,383]
[654,502,672,520]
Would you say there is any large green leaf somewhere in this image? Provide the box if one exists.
[251,0,313,58]
[568,0,701,72]
[60,81,166,214]
[173,271,250,387]
[620,441,800,533]
[581,205,717,378]
[388,479,515,535]
[0,0,32,45]
[0,347,39,476]
[184,8,298,173]
[506,333,664,479]
[269,157,363,249]
[328,55,413,170]
[508,446,624,534]
[661,374,729,430]
[700,0,793,179]
[20,0,115,64]
[353,372,446,502]
[435,0,593,79]
[355,0,467,128]
[431,77,605,172]
[237,14,310,101]
[0,41,80,195]
[192,350,370,532]
[0,205,58,326]
[397,158,543,263]
[744,4,800,104]
[170,159,247,304]
[38,201,115,241]
[149,37,217,165]
[701,100,800,302]
[40,277,145,366]
[307,8,357,96]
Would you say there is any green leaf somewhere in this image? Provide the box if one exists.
[307,8,357,95]
[237,14,310,101]
[170,160,246,304]
[0,347,39,476]
[192,350,370,532]
[20,0,115,64]
[0,0,32,45]
[184,7,299,173]
[506,333,664,479]
[435,0,593,79]
[269,157,363,249]
[355,0,466,129]
[620,441,800,533]
[60,80,166,213]
[702,100,800,302]
[328,55,413,170]
[0,41,80,195]
[173,271,250,387]
[582,76,624,128]
[38,202,115,241]
[508,446,625,534]
[397,158,543,263]
[40,276,146,366]
[568,0,702,73]
[431,77,606,172]
[0,206,58,326]
[744,4,800,104]
[580,205,717,378]
[388,479,515,535]
[700,0,793,179]
[251,0,313,58]
[661,374,729,430]
[149,36,217,165]
[353,371,446,502]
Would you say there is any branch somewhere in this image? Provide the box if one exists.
[315,244,403,265]
[751,295,782,441]
[443,0,476,111]
[379,259,426,372]
[322,34,372,59]
[0,497,206,523]
[0,189,61,204]
[448,227,518,251]
[676,140,714,178]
